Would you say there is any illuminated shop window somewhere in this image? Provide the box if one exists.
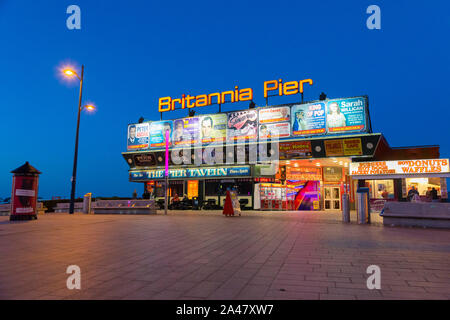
[406,178,441,196]
[366,180,394,199]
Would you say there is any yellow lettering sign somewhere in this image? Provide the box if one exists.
[159,78,313,113]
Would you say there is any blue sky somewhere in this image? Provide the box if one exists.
[0,0,449,199]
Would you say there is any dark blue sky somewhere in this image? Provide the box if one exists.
[1,0,449,199]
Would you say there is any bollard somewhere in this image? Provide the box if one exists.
[83,193,92,214]
[342,193,350,223]
[356,187,370,224]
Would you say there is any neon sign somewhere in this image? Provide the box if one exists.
[130,166,251,180]
[158,78,313,113]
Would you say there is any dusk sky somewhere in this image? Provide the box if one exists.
[1,0,449,199]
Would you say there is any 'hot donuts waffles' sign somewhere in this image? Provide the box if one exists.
[349,159,449,175]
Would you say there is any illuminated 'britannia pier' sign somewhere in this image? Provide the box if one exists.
[158,78,314,112]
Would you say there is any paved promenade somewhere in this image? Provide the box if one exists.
[0,210,449,300]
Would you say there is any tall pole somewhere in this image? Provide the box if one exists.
[69,65,84,214]
[164,129,169,215]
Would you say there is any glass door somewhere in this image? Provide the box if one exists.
[324,186,341,210]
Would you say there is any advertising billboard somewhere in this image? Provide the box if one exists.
[291,102,326,136]
[126,95,370,151]
[342,138,363,156]
[187,180,199,199]
[173,117,199,146]
[286,166,322,181]
[258,106,290,123]
[325,138,363,157]
[227,110,258,140]
[324,140,344,156]
[259,122,290,139]
[149,121,173,148]
[326,97,367,133]
[199,114,227,144]
[127,123,150,150]
[279,141,312,159]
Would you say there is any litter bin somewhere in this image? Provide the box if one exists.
[192,197,199,210]
[83,193,92,214]
[342,193,350,223]
[356,187,370,224]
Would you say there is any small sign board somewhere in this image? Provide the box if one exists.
[313,200,320,210]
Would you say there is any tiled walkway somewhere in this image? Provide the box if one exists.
[0,211,448,300]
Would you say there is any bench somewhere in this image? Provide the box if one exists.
[0,202,47,216]
[93,200,156,215]
[381,202,450,228]
[54,202,84,213]
[0,204,10,216]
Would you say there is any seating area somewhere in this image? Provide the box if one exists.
[54,202,84,213]
[93,200,156,215]
[381,201,450,228]
[0,202,47,216]
[0,204,10,216]
[156,198,219,210]
[239,198,249,210]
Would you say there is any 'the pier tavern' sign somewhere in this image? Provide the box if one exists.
[130,166,251,180]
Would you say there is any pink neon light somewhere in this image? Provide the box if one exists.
[165,129,169,176]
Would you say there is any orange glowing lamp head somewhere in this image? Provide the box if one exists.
[85,104,95,111]
[63,68,76,77]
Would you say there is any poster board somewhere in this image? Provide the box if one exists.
[149,121,173,148]
[227,110,258,140]
[199,114,227,144]
[326,97,367,133]
[173,117,199,145]
[187,180,199,199]
[291,102,326,136]
[11,176,38,216]
[126,95,371,152]
[127,123,150,150]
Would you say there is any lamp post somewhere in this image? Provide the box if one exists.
[164,129,170,215]
[62,65,95,214]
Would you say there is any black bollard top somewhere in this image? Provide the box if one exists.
[11,161,42,175]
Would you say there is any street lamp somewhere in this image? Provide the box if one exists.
[164,129,170,215]
[62,65,95,214]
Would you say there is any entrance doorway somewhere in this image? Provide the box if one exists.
[324,186,340,210]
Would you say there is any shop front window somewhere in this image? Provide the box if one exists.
[205,181,221,196]
[155,182,183,198]
[366,180,394,199]
[205,181,252,196]
[155,184,164,197]
[405,178,441,197]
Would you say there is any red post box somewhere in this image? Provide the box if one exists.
[10,162,42,221]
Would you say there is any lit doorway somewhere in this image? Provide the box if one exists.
[324,186,340,210]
